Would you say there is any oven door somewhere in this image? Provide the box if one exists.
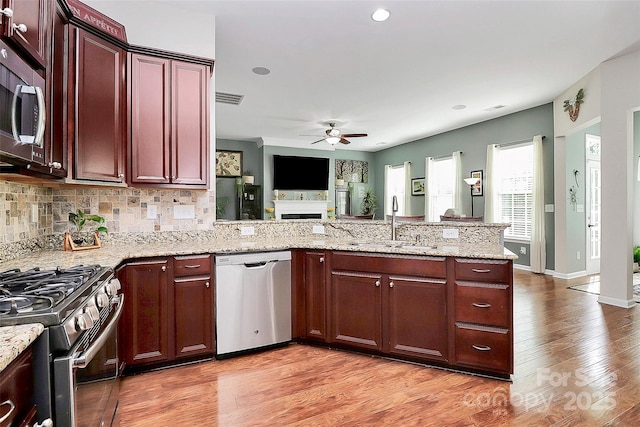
[54,295,124,427]
[0,40,46,164]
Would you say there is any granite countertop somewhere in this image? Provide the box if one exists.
[0,323,44,372]
[0,236,516,271]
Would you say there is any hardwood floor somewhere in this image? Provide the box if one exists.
[118,270,640,426]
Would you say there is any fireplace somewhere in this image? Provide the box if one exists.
[273,200,329,220]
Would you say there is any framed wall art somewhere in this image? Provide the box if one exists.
[216,150,243,177]
[411,177,425,196]
[470,170,483,196]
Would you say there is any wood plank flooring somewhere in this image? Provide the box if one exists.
[118,270,640,426]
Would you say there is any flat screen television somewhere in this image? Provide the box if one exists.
[273,155,330,190]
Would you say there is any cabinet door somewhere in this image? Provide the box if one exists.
[330,271,382,351]
[174,276,214,359]
[129,54,170,184]
[304,251,327,341]
[1,0,48,67]
[170,60,208,186]
[385,276,448,362]
[118,259,171,366]
[73,27,125,182]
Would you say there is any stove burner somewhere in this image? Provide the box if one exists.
[0,295,54,315]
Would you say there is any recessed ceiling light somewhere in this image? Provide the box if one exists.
[452,104,467,110]
[371,9,390,22]
[252,66,271,75]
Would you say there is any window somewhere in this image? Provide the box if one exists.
[428,157,454,221]
[385,164,406,216]
[496,144,533,240]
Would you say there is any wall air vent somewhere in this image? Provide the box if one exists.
[216,92,244,105]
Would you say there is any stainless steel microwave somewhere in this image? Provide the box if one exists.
[0,40,46,165]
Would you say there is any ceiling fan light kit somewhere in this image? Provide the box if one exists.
[310,122,368,146]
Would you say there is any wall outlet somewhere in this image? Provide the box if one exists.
[576,204,584,213]
[173,204,195,219]
[31,204,38,223]
[241,226,255,236]
[147,205,157,219]
[520,246,527,255]
[577,251,581,260]
[545,204,554,213]
[442,228,459,239]
[312,225,325,234]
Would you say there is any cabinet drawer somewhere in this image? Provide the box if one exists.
[332,252,446,278]
[455,282,510,327]
[455,323,511,374]
[454,258,511,282]
[174,255,211,277]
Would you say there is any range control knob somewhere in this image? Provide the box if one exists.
[95,292,109,308]
[75,313,94,331]
[104,278,122,296]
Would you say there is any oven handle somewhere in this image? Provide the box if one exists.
[73,294,124,369]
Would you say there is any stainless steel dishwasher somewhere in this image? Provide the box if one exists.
[215,251,292,357]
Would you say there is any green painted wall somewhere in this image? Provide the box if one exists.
[371,103,555,269]
[634,111,640,246]
[216,139,262,220]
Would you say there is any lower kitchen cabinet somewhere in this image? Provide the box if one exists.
[117,255,214,371]
[0,346,36,427]
[302,251,328,341]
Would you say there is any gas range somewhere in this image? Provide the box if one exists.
[0,264,120,351]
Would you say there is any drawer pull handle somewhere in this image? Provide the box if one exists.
[472,302,491,308]
[471,269,491,273]
[0,400,16,423]
[184,264,201,269]
[472,345,492,352]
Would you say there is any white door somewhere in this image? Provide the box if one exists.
[585,135,601,275]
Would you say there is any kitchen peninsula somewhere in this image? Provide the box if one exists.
[1,219,516,380]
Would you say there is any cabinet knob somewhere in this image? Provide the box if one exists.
[165,176,169,180]
[205,281,210,288]
[389,281,394,288]
[0,49,7,59]
[35,419,54,427]
[319,257,324,263]
[171,176,176,180]
[375,280,380,287]
[13,23,27,33]
[48,161,62,169]
[0,7,13,18]
[118,173,124,178]
[161,266,167,272]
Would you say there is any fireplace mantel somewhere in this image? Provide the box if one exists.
[273,200,329,220]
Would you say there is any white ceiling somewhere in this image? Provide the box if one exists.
[186,0,640,152]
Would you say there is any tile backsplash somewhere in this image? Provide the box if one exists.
[1,180,215,244]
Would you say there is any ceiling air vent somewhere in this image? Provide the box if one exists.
[484,104,506,112]
[216,92,244,105]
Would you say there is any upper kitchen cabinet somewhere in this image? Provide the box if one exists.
[68,26,126,183]
[129,51,211,188]
[1,0,49,68]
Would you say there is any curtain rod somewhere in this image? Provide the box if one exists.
[498,136,546,148]
[429,151,463,161]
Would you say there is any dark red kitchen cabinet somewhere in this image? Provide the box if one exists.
[303,251,328,341]
[129,53,209,188]
[1,0,48,68]
[174,277,214,359]
[118,259,172,367]
[71,26,126,183]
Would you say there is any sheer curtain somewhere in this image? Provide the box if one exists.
[484,144,499,222]
[424,157,434,221]
[384,164,392,216]
[530,135,546,273]
[403,161,411,214]
[452,151,463,212]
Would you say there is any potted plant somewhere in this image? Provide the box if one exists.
[360,188,377,218]
[68,210,108,246]
[634,245,640,273]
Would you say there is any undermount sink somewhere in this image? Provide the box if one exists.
[400,244,438,250]
[348,241,403,248]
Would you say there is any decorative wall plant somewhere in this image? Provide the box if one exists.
[563,88,584,122]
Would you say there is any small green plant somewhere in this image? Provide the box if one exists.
[361,188,377,217]
[634,245,640,264]
[68,210,108,235]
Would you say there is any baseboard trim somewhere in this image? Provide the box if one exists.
[513,264,556,276]
[554,270,588,280]
[597,295,636,308]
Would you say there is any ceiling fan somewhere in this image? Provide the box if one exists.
[310,122,367,145]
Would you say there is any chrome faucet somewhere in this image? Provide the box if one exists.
[391,195,399,240]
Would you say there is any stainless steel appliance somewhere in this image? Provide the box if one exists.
[0,265,123,427]
[215,251,291,357]
[0,40,46,166]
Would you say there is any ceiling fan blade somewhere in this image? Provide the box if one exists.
[339,138,351,145]
[341,133,367,138]
[310,138,325,144]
